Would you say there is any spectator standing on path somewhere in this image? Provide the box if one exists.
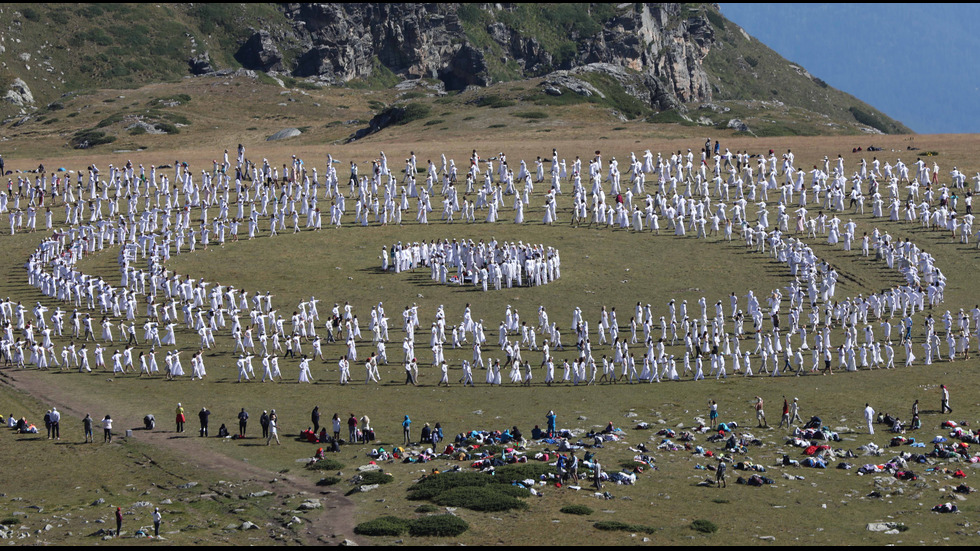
[778,397,790,428]
[102,414,113,443]
[238,408,248,437]
[83,413,93,443]
[755,396,767,428]
[402,415,411,445]
[311,406,320,434]
[716,456,727,488]
[199,407,210,437]
[332,413,341,441]
[708,400,718,430]
[175,403,185,433]
[941,385,953,414]
[260,410,270,439]
[348,413,358,443]
[115,506,123,537]
[50,407,61,440]
[152,507,162,537]
[592,455,603,490]
[546,410,557,437]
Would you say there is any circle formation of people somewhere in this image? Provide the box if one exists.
[4,142,980,389]
[384,238,560,290]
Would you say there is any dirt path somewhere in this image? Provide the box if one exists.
[0,369,362,546]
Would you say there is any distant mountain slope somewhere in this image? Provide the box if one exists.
[0,3,910,135]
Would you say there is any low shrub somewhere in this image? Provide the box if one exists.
[358,471,393,485]
[431,486,528,512]
[316,476,341,486]
[414,504,439,514]
[354,516,410,537]
[513,111,548,120]
[305,458,344,471]
[408,514,469,537]
[408,472,493,501]
[594,521,657,534]
[690,519,718,534]
[476,95,515,108]
[494,463,554,482]
[560,505,594,515]
[423,119,444,126]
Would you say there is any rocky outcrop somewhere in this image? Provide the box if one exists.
[235,30,284,72]
[4,78,35,109]
[268,3,716,106]
[188,52,214,75]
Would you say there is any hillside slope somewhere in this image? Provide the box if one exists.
[0,3,909,136]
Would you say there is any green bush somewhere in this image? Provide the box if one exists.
[560,505,594,515]
[129,126,147,136]
[96,113,126,128]
[354,516,410,537]
[153,122,179,134]
[22,7,41,22]
[408,472,494,501]
[424,119,444,126]
[513,111,548,120]
[408,515,469,538]
[488,124,506,129]
[431,486,528,512]
[476,95,516,109]
[305,458,344,471]
[594,521,657,534]
[358,471,393,485]
[414,504,439,514]
[71,129,116,149]
[401,91,425,100]
[494,463,554,482]
[690,519,718,534]
[316,476,341,486]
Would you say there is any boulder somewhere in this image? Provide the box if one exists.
[4,78,34,108]
[267,128,302,141]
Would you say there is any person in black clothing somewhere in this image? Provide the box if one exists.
[260,410,270,439]
[238,408,248,437]
[199,407,210,437]
[311,406,320,434]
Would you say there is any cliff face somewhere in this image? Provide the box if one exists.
[239,3,715,109]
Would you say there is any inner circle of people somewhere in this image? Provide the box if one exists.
[8,142,980,387]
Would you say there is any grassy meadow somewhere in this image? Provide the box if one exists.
[1,79,980,545]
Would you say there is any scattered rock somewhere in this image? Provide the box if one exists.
[340,539,358,546]
[867,522,899,532]
[357,485,379,493]
[131,501,153,508]
[357,464,381,473]
[247,491,274,498]
[298,499,322,510]
[727,118,751,133]
[4,78,34,108]
[240,521,259,531]
[177,482,199,490]
[267,128,302,141]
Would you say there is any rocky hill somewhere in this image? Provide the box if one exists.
[0,3,910,136]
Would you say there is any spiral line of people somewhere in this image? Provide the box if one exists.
[5,142,980,385]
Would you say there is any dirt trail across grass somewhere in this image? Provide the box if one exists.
[0,369,361,546]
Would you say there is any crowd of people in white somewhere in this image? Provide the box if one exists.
[4,141,980,386]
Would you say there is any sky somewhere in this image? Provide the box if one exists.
[718,3,980,135]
